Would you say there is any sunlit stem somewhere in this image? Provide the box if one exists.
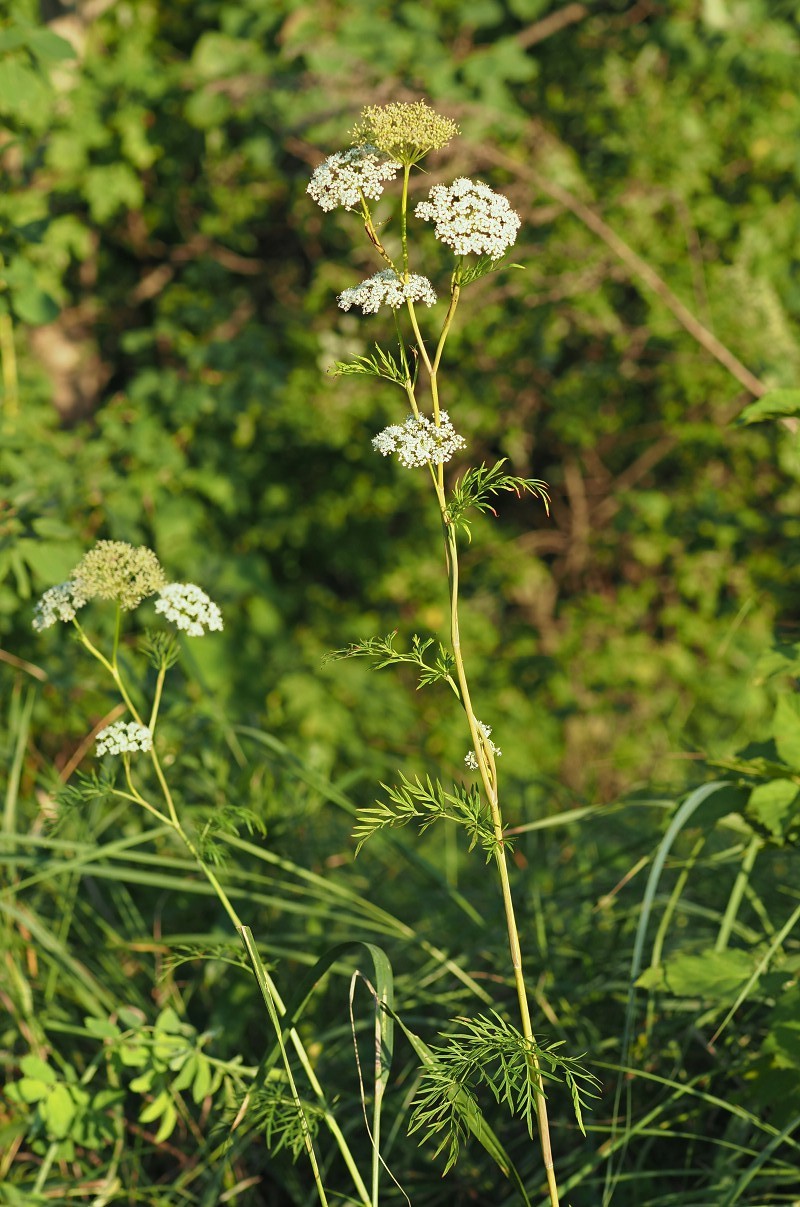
[406,299,432,375]
[360,197,398,273]
[149,664,167,732]
[437,515,560,1207]
[393,310,420,419]
[121,762,171,825]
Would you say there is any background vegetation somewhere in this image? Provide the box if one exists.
[3,1,800,1203]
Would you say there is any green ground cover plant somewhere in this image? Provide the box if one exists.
[3,1,800,1204]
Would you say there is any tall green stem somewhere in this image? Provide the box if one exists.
[413,225,559,1198]
[441,519,559,1205]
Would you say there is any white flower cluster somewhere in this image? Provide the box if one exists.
[338,270,437,314]
[372,411,466,468]
[32,581,88,632]
[307,145,401,212]
[155,583,224,636]
[415,178,521,260]
[464,721,502,770]
[96,720,153,757]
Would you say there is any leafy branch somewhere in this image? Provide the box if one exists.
[409,1013,600,1173]
[330,342,412,388]
[455,257,525,288]
[447,460,550,541]
[192,803,267,865]
[325,631,459,695]
[353,772,497,857]
[232,1082,326,1162]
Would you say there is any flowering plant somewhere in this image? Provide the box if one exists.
[312,101,597,1204]
[32,540,377,1205]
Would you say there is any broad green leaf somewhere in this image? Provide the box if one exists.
[139,1090,171,1125]
[27,29,76,62]
[773,695,800,768]
[192,1055,212,1102]
[637,947,754,999]
[170,1054,198,1094]
[737,390,800,425]
[0,59,48,116]
[765,986,800,1068]
[154,1100,178,1143]
[11,283,58,326]
[117,1007,146,1029]
[0,28,29,53]
[747,780,800,842]
[41,1083,77,1138]
[15,1077,51,1103]
[19,1054,55,1082]
[85,1018,123,1038]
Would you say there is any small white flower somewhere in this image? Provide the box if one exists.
[464,720,502,770]
[96,721,153,757]
[372,411,466,468]
[338,270,437,314]
[415,178,521,260]
[32,581,88,632]
[154,583,223,636]
[307,145,401,212]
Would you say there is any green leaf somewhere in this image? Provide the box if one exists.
[773,695,800,768]
[41,1083,77,1139]
[83,1017,121,1040]
[0,59,48,117]
[391,1010,532,1202]
[2,258,59,326]
[27,29,76,62]
[737,389,800,425]
[747,779,800,842]
[637,947,755,999]
[170,1054,198,1094]
[83,163,144,223]
[154,1098,178,1143]
[19,1055,55,1082]
[192,1054,213,1102]
[15,1077,51,1104]
[0,28,30,53]
[117,1007,147,1029]
[330,343,409,387]
[139,1089,172,1125]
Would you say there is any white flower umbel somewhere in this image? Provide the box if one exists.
[415,178,521,260]
[464,720,502,770]
[307,145,401,212]
[372,411,466,468]
[32,581,88,631]
[338,270,437,315]
[155,583,224,636]
[96,720,153,756]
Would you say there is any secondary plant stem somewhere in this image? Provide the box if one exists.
[81,634,372,1207]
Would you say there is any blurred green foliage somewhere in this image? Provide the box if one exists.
[1,0,798,798]
[3,0,800,1202]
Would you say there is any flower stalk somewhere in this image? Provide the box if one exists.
[312,101,562,1203]
[32,543,372,1207]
